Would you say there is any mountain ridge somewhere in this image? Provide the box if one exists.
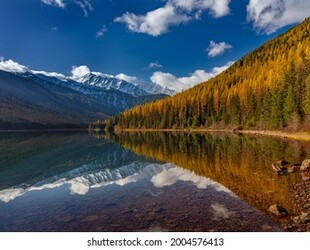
[72,72,150,97]
[0,69,167,130]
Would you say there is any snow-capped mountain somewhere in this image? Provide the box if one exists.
[137,81,176,96]
[73,72,150,97]
[72,72,176,97]
[31,72,168,113]
[30,72,134,113]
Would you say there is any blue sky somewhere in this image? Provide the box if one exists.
[1,0,310,91]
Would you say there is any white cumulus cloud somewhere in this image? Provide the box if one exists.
[115,5,191,36]
[151,70,211,92]
[0,57,67,80]
[247,0,310,34]
[211,61,234,75]
[116,73,141,85]
[0,58,29,73]
[115,0,230,36]
[207,41,232,57]
[71,65,91,79]
[170,0,230,17]
[150,61,234,92]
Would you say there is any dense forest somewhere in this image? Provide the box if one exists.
[90,18,310,131]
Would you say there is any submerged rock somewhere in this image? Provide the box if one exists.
[272,161,303,175]
[301,159,310,172]
[301,172,310,182]
[268,204,288,217]
[271,161,288,175]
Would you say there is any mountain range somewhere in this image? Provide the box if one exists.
[0,66,171,130]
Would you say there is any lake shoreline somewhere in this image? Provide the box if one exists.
[4,127,310,142]
[114,128,310,141]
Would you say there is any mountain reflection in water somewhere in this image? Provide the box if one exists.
[0,131,300,231]
[106,132,309,214]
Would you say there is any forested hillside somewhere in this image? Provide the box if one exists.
[93,18,310,131]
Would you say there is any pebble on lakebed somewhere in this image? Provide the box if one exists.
[300,159,310,172]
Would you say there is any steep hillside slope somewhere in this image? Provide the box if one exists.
[98,18,310,131]
[0,70,110,129]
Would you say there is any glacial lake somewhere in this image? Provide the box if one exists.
[0,131,308,232]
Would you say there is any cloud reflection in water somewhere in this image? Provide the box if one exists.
[0,162,234,203]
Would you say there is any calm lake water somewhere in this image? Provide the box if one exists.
[0,131,308,232]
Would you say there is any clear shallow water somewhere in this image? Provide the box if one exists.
[1,131,308,232]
